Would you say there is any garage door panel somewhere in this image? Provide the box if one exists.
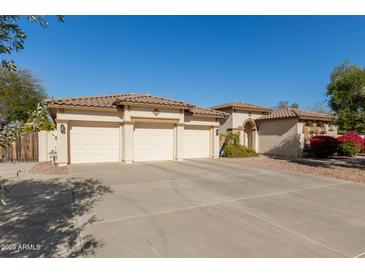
[134,123,174,161]
[184,127,210,159]
[70,123,119,163]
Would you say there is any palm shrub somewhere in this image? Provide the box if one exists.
[224,131,240,146]
[222,131,259,157]
[309,135,338,158]
[336,132,363,157]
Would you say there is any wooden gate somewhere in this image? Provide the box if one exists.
[0,132,39,162]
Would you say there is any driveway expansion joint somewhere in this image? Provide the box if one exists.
[224,202,348,257]
[90,181,347,226]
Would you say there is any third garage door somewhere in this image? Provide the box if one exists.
[134,123,174,161]
[184,126,211,159]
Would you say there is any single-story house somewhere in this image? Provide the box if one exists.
[40,93,227,165]
[39,93,337,165]
[212,102,337,157]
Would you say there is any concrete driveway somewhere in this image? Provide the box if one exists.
[67,158,365,258]
[1,158,365,257]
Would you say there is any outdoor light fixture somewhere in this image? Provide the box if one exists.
[153,109,160,116]
[60,124,66,134]
[216,129,219,136]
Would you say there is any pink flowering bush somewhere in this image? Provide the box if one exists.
[336,132,363,157]
[361,137,365,153]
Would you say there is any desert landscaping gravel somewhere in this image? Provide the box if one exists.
[231,156,365,183]
[29,161,68,175]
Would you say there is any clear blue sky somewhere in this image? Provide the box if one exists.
[15,16,365,109]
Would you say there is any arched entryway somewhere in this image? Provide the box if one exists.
[243,119,256,151]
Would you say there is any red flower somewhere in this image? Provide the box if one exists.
[337,132,363,149]
[309,135,338,158]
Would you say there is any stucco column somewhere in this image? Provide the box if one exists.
[212,126,220,158]
[253,128,259,152]
[122,121,134,163]
[55,120,69,166]
[119,123,123,162]
[38,131,48,162]
[239,129,245,146]
[175,123,184,160]
[297,122,305,157]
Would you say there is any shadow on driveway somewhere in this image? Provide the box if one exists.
[0,176,113,257]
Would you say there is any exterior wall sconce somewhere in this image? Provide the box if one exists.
[60,124,66,134]
[216,129,220,136]
[153,109,160,116]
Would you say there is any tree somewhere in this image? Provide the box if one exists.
[307,101,331,114]
[0,15,64,71]
[274,101,299,109]
[0,69,49,148]
[0,120,22,148]
[23,103,54,132]
[326,62,365,132]
[290,102,299,109]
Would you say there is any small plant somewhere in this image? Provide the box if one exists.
[336,132,363,157]
[309,135,338,158]
[224,144,259,158]
[336,132,363,156]
[337,141,360,157]
[221,131,258,158]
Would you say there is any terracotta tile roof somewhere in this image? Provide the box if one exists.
[291,108,335,121]
[189,107,228,118]
[44,93,134,109]
[44,93,226,118]
[256,108,335,122]
[211,101,272,112]
[44,93,194,109]
[113,94,195,109]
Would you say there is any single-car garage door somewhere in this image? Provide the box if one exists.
[184,126,211,159]
[70,122,119,164]
[134,123,174,161]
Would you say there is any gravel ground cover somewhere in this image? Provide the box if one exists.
[231,156,365,183]
[29,161,68,175]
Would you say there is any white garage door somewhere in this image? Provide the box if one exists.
[70,122,119,164]
[134,123,174,161]
[184,126,211,159]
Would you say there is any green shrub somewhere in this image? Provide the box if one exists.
[224,144,259,158]
[337,141,361,157]
[337,133,363,157]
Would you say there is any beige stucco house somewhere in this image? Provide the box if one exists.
[212,102,337,157]
[39,93,227,166]
[39,94,337,165]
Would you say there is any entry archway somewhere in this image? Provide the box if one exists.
[243,119,256,151]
